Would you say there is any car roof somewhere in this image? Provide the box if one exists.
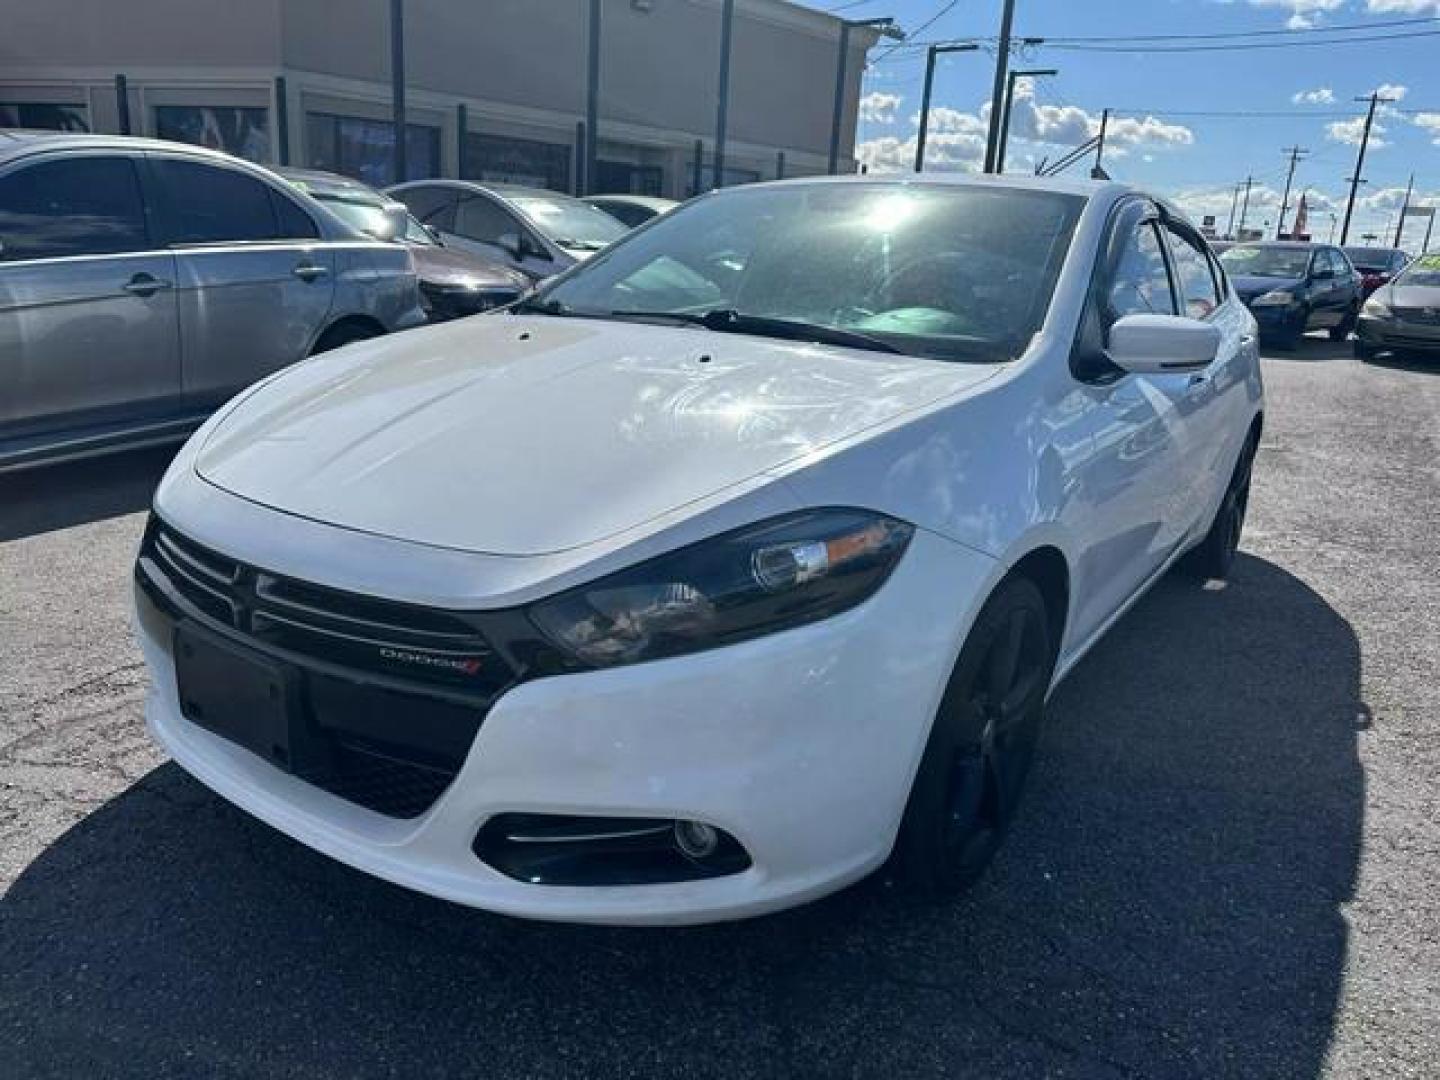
[1229,240,1327,249]
[395,179,590,203]
[746,171,1124,200]
[0,128,251,166]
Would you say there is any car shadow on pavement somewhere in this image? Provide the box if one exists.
[0,445,176,543]
[2,554,1363,1079]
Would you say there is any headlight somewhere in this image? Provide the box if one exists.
[1250,290,1295,307]
[529,509,914,668]
[1362,297,1392,318]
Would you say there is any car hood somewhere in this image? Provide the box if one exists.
[1231,274,1303,301]
[195,316,997,556]
[1383,283,1440,309]
[408,244,528,290]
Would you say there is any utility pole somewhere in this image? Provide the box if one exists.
[996,67,1056,174]
[1341,91,1394,246]
[1237,176,1255,238]
[914,42,978,172]
[1394,172,1414,248]
[1093,108,1110,178]
[584,0,600,196]
[713,0,735,189]
[1275,146,1308,240]
[982,0,1018,174]
[389,0,406,184]
[1226,182,1243,239]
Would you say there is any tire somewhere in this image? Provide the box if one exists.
[310,321,381,356]
[1180,431,1257,582]
[1354,340,1378,361]
[1329,305,1358,342]
[1272,309,1307,351]
[892,577,1055,898]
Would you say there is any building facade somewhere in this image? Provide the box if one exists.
[0,0,880,196]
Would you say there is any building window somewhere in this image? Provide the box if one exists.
[463,132,570,192]
[154,105,271,163]
[0,103,89,132]
[596,161,664,197]
[305,112,439,186]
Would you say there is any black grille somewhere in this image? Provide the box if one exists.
[137,519,515,819]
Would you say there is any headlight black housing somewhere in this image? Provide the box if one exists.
[528,509,913,669]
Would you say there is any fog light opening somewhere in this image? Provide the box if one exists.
[674,819,720,861]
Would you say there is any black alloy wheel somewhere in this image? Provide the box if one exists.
[1181,432,1257,581]
[894,578,1054,896]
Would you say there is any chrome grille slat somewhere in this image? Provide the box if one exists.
[253,576,483,650]
[250,609,489,658]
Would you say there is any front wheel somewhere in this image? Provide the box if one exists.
[892,578,1054,897]
[1181,432,1257,581]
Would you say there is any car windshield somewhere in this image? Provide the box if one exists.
[314,193,435,245]
[507,193,628,250]
[1344,247,1396,271]
[1396,253,1440,287]
[532,183,1086,363]
[1220,245,1311,278]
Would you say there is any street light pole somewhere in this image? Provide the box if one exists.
[1226,182,1243,239]
[1237,175,1254,237]
[996,67,1055,175]
[829,16,904,175]
[1394,172,1414,248]
[914,42,978,172]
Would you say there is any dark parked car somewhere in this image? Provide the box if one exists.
[386,180,628,281]
[1342,245,1410,298]
[582,194,678,229]
[1219,241,1363,349]
[278,168,528,321]
[0,131,424,473]
[1355,252,1440,360]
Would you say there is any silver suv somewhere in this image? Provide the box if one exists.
[0,131,426,472]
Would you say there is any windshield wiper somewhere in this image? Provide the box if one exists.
[606,308,903,355]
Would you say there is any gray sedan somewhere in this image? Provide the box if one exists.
[0,131,426,472]
[1356,253,1440,360]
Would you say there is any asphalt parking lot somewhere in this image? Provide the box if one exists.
[2,338,1437,1079]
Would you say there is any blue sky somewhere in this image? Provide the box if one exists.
[799,0,1440,246]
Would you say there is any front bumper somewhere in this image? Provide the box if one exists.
[1356,315,1440,352]
[136,525,992,925]
[1246,302,1303,337]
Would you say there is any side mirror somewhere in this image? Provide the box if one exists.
[1107,313,1219,375]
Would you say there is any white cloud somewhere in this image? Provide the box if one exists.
[1292,87,1336,105]
[1327,115,1389,148]
[1413,113,1440,144]
[858,92,901,125]
[1365,0,1440,14]
[1374,82,1409,102]
[1244,0,1345,28]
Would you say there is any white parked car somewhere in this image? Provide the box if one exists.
[134,176,1262,925]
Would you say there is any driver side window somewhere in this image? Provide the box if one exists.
[1109,220,1176,319]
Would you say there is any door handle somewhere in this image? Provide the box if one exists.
[122,273,172,297]
[292,262,329,282]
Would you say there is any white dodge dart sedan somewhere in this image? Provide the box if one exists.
[134,176,1262,925]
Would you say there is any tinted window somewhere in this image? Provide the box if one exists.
[395,185,455,231]
[271,191,320,239]
[455,195,520,244]
[0,156,148,261]
[1110,220,1176,318]
[1165,225,1221,319]
[153,159,280,244]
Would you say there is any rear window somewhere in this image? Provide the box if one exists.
[1344,247,1396,271]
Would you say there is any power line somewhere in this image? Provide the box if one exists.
[1047,29,1440,53]
[1039,15,1440,44]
